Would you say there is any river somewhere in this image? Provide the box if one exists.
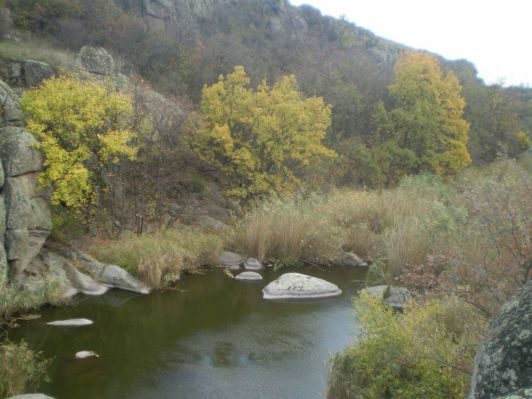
[11,267,365,399]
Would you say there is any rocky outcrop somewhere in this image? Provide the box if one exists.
[0,77,150,298]
[263,273,342,300]
[0,58,54,89]
[468,281,532,399]
[0,124,51,281]
[47,243,150,294]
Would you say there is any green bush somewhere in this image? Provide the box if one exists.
[0,339,50,397]
[327,293,484,399]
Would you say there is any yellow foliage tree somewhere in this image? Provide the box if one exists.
[188,66,335,202]
[20,76,137,209]
[380,52,471,178]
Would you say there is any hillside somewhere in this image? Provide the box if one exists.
[3,0,531,174]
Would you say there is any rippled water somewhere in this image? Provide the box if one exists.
[11,267,365,399]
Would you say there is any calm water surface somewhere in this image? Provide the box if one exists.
[12,267,364,399]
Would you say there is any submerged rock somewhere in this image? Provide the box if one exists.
[219,251,245,270]
[46,318,93,327]
[331,252,368,268]
[468,281,532,399]
[75,350,99,359]
[244,257,263,271]
[360,285,413,310]
[235,271,263,281]
[263,273,342,300]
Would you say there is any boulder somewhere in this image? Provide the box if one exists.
[6,395,56,399]
[360,285,413,310]
[0,127,43,177]
[0,79,22,126]
[23,60,54,87]
[46,318,93,327]
[235,271,263,281]
[263,273,342,300]
[219,251,245,270]
[77,46,115,76]
[468,281,532,399]
[244,257,263,271]
[331,252,368,268]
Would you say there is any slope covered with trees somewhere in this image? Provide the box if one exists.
[1,0,530,190]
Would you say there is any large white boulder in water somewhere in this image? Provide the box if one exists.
[6,395,55,399]
[263,273,342,300]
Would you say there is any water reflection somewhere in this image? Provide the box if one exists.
[12,267,364,399]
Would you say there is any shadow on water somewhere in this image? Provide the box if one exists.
[11,267,365,399]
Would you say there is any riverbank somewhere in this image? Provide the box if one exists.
[1,157,530,398]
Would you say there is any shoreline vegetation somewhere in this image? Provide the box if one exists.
[1,157,530,397]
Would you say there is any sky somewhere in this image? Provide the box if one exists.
[289,0,532,87]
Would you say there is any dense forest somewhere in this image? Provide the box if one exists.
[0,1,530,398]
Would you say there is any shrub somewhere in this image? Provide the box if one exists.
[327,293,485,399]
[0,339,50,397]
[89,228,224,289]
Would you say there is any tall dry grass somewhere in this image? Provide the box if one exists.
[230,197,343,266]
[89,228,223,289]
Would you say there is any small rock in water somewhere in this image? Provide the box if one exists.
[46,318,93,327]
[263,273,342,300]
[244,258,263,271]
[235,271,263,281]
[75,350,99,359]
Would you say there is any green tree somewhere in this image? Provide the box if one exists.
[20,76,137,211]
[187,66,335,202]
[374,52,471,180]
